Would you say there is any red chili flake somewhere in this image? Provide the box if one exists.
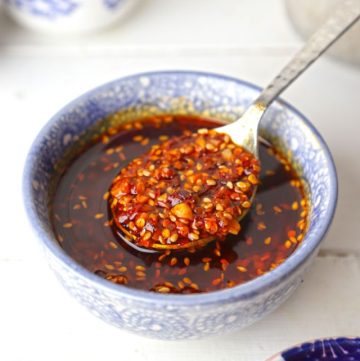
[212,277,222,286]
[220,258,229,271]
[246,237,253,246]
[202,257,212,263]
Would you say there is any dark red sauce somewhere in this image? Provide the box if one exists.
[51,115,308,294]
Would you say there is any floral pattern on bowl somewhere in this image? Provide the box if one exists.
[4,0,136,33]
[103,0,124,10]
[5,0,79,19]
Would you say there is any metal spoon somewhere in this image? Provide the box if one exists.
[118,0,360,253]
[219,0,360,158]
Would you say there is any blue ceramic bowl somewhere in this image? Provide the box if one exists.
[23,71,337,340]
[267,337,360,361]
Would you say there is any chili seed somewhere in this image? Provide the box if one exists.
[109,241,118,249]
[188,232,199,241]
[248,174,259,185]
[264,237,272,245]
[284,240,292,249]
[135,217,146,228]
[206,179,217,186]
[226,181,234,189]
[237,266,247,273]
[157,286,170,293]
[169,257,178,266]
[292,201,299,210]
[212,278,222,286]
[133,135,143,142]
[273,206,282,214]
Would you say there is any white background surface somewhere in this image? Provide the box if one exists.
[0,1,359,360]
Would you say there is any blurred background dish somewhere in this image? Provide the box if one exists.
[3,0,138,34]
[285,0,360,66]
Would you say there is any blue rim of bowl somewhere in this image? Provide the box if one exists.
[23,70,338,306]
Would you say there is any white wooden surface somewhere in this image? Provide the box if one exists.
[0,1,359,360]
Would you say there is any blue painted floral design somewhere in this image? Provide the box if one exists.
[103,0,123,9]
[282,338,360,361]
[6,0,79,19]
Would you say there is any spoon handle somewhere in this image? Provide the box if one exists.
[256,0,360,107]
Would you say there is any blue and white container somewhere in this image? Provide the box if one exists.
[23,71,338,340]
[4,0,137,34]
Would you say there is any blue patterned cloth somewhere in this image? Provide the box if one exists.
[282,338,360,361]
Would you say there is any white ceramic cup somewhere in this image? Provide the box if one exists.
[4,0,138,34]
[285,0,360,66]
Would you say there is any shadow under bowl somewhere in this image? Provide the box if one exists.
[23,71,337,340]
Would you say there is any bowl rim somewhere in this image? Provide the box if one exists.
[23,70,338,306]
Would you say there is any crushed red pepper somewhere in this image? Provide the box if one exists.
[51,114,309,294]
[109,129,260,250]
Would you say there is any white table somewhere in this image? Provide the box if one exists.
[1,1,359,360]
